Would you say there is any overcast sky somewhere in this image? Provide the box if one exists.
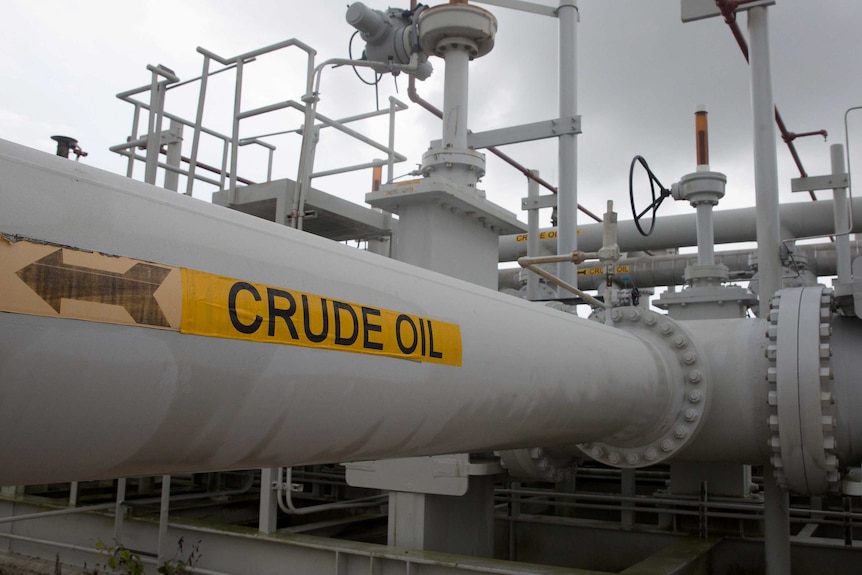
[2,0,861,227]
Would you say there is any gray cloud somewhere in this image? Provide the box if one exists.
[2,0,859,226]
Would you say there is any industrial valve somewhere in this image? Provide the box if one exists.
[346,2,433,80]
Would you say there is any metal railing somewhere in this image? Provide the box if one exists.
[496,485,862,546]
[110,39,409,215]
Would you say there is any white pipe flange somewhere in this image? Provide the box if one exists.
[767,285,840,494]
[418,4,497,59]
[579,308,712,468]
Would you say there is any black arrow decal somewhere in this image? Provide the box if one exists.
[16,250,172,327]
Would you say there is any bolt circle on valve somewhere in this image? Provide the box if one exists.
[580,309,712,469]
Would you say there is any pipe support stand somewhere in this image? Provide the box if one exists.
[579,309,712,468]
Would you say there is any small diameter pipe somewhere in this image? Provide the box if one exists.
[276,467,386,515]
[0,503,117,524]
[518,257,607,309]
[518,252,593,265]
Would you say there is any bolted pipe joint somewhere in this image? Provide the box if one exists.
[580,309,713,468]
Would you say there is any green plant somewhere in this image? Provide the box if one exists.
[96,541,145,575]
[157,537,202,575]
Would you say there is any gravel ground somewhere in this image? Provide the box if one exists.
[0,553,91,575]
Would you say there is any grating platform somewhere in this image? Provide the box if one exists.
[212,179,392,242]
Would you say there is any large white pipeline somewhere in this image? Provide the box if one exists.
[3,140,861,492]
[0,139,674,485]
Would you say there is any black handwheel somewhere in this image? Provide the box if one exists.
[629,155,672,237]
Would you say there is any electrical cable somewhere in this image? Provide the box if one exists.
[629,155,672,237]
[348,31,383,87]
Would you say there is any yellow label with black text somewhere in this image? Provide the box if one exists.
[1,237,462,367]
[180,269,462,366]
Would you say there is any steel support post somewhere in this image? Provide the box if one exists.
[228,60,244,205]
[832,143,851,283]
[186,54,211,197]
[621,469,635,529]
[164,120,183,192]
[144,77,165,186]
[556,0,579,293]
[113,478,126,544]
[157,475,171,564]
[527,170,540,300]
[749,6,782,304]
[748,6,791,573]
[258,468,278,534]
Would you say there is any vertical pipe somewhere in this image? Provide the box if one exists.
[186,55,211,197]
[749,7,782,305]
[621,469,635,529]
[557,0,579,293]
[144,72,162,185]
[69,481,79,507]
[832,143,851,283]
[228,60,244,204]
[259,468,278,533]
[388,97,397,182]
[267,148,274,182]
[696,203,715,266]
[442,48,470,150]
[220,138,229,192]
[527,170,540,300]
[749,7,790,574]
[164,120,183,192]
[113,478,126,544]
[294,122,319,231]
[126,104,141,179]
[157,475,171,564]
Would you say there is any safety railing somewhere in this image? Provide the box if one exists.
[496,485,862,546]
[111,39,409,211]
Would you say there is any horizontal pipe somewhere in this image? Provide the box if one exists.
[499,241,862,291]
[0,139,669,485]
[499,199,862,261]
[196,38,316,67]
